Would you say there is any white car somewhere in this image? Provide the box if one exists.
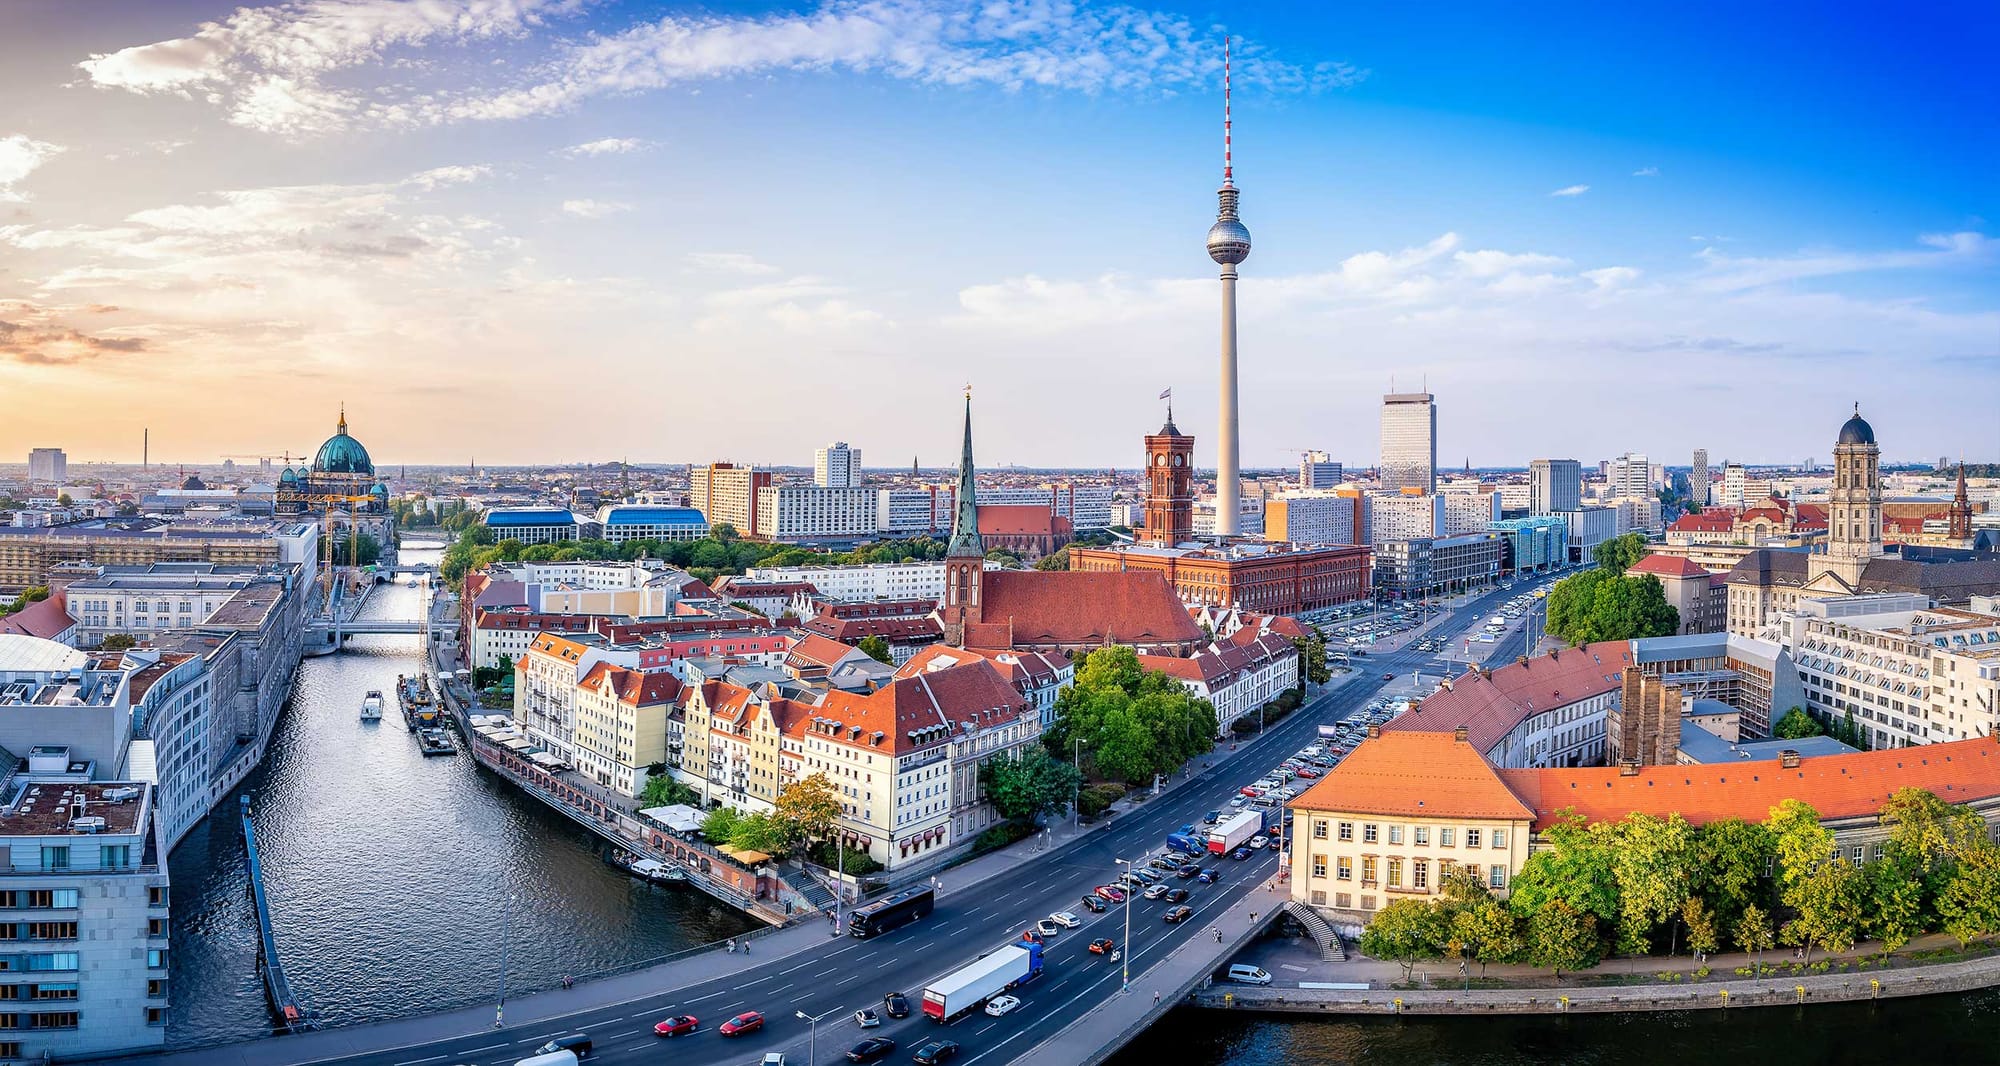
[985,994,1022,1017]
[1228,795,1248,808]
[1248,835,1270,850]
[1143,883,1171,900]
[1048,911,1081,929]
[1036,918,1062,937]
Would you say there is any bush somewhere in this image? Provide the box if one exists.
[972,820,1035,855]
[1077,782,1127,817]
[1229,716,1259,736]
[808,842,885,876]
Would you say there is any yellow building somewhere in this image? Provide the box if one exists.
[572,663,680,797]
[1287,728,1533,920]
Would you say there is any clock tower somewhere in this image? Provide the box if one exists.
[1142,404,1196,547]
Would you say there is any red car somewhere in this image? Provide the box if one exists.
[719,1011,765,1036]
[1094,884,1127,903]
[1294,767,1320,778]
[1238,785,1264,797]
[1382,673,1395,681]
[653,1014,698,1037]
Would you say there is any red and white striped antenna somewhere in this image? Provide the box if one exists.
[1223,36,1234,185]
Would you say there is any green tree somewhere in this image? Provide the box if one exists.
[1608,812,1696,953]
[1591,532,1649,575]
[1781,860,1864,962]
[727,811,789,855]
[1525,898,1601,978]
[773,774,843,849]
[701,807,741,842]
[1879,787,1988,871]
[1507,812,1619,927]
[56,492,73,507]
[98,633,138,652]
[639,773,698,809]
[1772,707,1823,739]
[857,636,893,665]
[1863,851,1926,958]
[1682,897,1719,960]
[1767,798,1833,898]
[1734,903,1775,964]
[1047,646,1216,785]
[117,501,140,516]
[1034,547,1070,571]
[1450,900,1522,977]
[1690,818,1774,928]
[1937,840,2000,948]
[1293,630,1331,686]
[1543,569,1678,644]
[1359,898,1446,980]
[979,749,1084,823]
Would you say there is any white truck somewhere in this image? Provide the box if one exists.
[921,941,1044,1022]
[1208,810,1261,854]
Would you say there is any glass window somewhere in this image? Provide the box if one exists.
[1387,858,1403,889]
[1414,826,1430,846]
[1337,857,1352,880]
[1360,856,1377,884]
[1491,828,1507,849]
[1465,828,1482,849]
[1311,855,1327,879]
[48,891,77,910]
[1313,820,1328,840]
[1488,865,1507,890]
[1413,860,1429,891]
[1337,821,1353,842]
[1440,828,1455,847]
[1388,825,1404,845]
[37,848,66,872]
[1363,824,1378,844]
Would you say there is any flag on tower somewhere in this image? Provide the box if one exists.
[1159,388,1171,400]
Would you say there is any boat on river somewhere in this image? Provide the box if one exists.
[396,674,441,731]
[610,852,686,884]
[416,728,457,757]
[360,691,383,721]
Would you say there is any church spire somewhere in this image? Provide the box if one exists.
[946,389,983,558]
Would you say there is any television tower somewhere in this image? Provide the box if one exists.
[1206,37,1251,538]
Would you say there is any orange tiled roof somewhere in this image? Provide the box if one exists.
[1288,732,1535,821]
[975,570,1203,647]
[786,633,860,670]
[1629,554,1710,579]
[977,505,1061,537]
[1382,640,1631,752]
[1498,737,2000,831]
[579,662,680,706]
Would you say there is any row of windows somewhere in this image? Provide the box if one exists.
[1316,821,1508,850]
[0,892,77,911]
[0,983,75,1001]
[0,924,76,943]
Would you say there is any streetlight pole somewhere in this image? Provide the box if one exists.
[494,882,512,1029]
[1112,857,1133,993]
[833,834,845,937]
[1073,736,1082,828]
[797,1006,838,1065]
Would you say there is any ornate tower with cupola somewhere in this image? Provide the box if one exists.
[1812,403,1884,587]
[1142,403,1196,547]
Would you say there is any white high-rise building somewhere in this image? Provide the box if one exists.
[1720,462,1748,508]
[1691,448,1710,508]
[28,447,66,483]
[1298,451,1343,492]
[1608,452,1652,499]
[814,442,862,488]
[1380,393,1437,495]
[1528,459,1582,515]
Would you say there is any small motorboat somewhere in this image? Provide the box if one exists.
[406,579,418,588]
[360,691,384,721]
[626,858,686,884]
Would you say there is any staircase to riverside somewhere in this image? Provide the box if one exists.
[1285,899,1347,961]
[782,867,837,912]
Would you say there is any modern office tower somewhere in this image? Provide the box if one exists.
[1608,452,1652,499]
[1691,448,1710,508]
[1528,459,1582,515]
[1720,462,1748,507]
[1379,393,1437,494]
[813,442,862,488]
[28,447,66,483]
[1298,451,1342,491]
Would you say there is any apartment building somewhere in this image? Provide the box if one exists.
[1528,459,1583,515]
[1264,493,1359,546]
[570,664,681,797]
[691,463,773,536]
[1793,596,2000,749]
[754,486,879,542]
[743,560,1002,602]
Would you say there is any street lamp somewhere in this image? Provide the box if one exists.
[494,882,513,1029]
[1073,736,1083,828]
[797,1006,839,1065]
[1111,858,1134,993]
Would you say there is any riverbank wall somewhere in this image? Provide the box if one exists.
[1188,951,2000,1015]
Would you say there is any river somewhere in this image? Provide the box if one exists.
[1106,989,2000,1065]
[164,544,758,1047]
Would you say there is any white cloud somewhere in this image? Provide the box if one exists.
[1550,184,1590,197]
[1453,249,1571,278]
[1582,266,1640,289]
[698,275,886,332]
[561,138,648,158]
[406,164,491,191]
[80,1,1363,136]
[1693,232,1993,292]
[0,135,64,202]
[560,199,631,219]
[685,252,781,276]
[1632,166,1659,177]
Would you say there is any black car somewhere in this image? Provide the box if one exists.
[1163,905,1194,924]
[1164,888,1190,903]
[847,1037,898,1063]
[1081,894,1108,913]
[913,1040,962,1065]
[535,1033,592,1057]
[1174,864,1199,880]
[883,991,911,1019]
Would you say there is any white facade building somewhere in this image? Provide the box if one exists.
[1298,451,1343,492]
[1266,492,1358,546]
[1608,452,1652,499]
[814,443,863,488]
[1380,393,1438,495]
[1367,493,1443,544]
[1720,462,1749,508]
[1793,598,2000,750]
[27,448,66,484]
[745,560,1002,602]
[1528,459,1583,515]
[1441,491,1502,536]
[755,486,880,541]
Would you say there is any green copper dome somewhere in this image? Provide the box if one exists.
[312,409,374,475]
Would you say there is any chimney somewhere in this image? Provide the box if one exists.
[1619,760,1642,777]
[1549,647,1558,661]
[1366,724,1381,739]
[1516,656,1529,667]
[1453,725,1468,743]
[1779,750,1801,769]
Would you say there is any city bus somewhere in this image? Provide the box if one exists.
[848,885,936,939]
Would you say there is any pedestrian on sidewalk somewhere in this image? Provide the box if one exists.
[1153,991,1160,1004]
[562,975,573,990]
[726,938,736,954]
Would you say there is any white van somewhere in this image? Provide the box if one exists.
[1225,964,1273,985]
[515,1052,580,1066]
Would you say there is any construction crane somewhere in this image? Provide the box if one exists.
[222,452,311,466]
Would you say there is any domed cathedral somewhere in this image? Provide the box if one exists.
[275,407,394,542]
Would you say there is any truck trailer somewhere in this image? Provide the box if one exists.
[921,941,1044,1022]
[1208,811,1261,853]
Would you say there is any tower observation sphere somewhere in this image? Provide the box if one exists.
[1207,215,1251,265]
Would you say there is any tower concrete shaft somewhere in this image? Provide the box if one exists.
[1205,38,1250,540]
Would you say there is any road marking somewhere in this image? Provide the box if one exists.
[815,966,841,978]
[778,959,818,975]
[457,1043,508,1055]
[740,975,774,986]
[392,1056,448,1066]
[684,990,730,1003]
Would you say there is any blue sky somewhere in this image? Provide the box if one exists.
[0,0,1993,469]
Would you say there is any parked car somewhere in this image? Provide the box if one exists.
[1143,883,1171,900]
[1164,905,1194,924]
[720,1012,765,1036]
[912,1041,961,1066]
[1164,888,1190,903]
[1204,809,1222,824]
[854,1008,881,1028]
[1081,894,1108,913]
[883,991,910,1018]
[652,1015,698,1037]
[846,1037,898,1063]
[984,995,1022,1017]
[1228,796,1248,808]
[1133,867,1164,884]
[1049,911,1081,929]
[1095,885,1126,902]
[1226,964,1273,985]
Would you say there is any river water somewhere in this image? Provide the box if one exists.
[1107,987,2000,1064]
[165,545,758,1047]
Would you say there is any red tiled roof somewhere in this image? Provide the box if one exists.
[806,614,942,643]
[1498,737,2000,831]
[1629,554,1710,579]
[787,633,859,670]
[1383,640,1631,752]
[0,594,73,640]
[1289,732,1535,821]
[790,657,1030,753]
[579,662,681,706]
[978,505,1061,537]
[1670,514,1734,533]
[974,570,1202,647]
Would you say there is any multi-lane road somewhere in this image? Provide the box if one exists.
[207,579,1548,1066]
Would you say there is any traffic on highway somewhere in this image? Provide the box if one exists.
[218,579,1551,1066]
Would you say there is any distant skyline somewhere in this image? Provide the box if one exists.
[1,1,1994,468]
